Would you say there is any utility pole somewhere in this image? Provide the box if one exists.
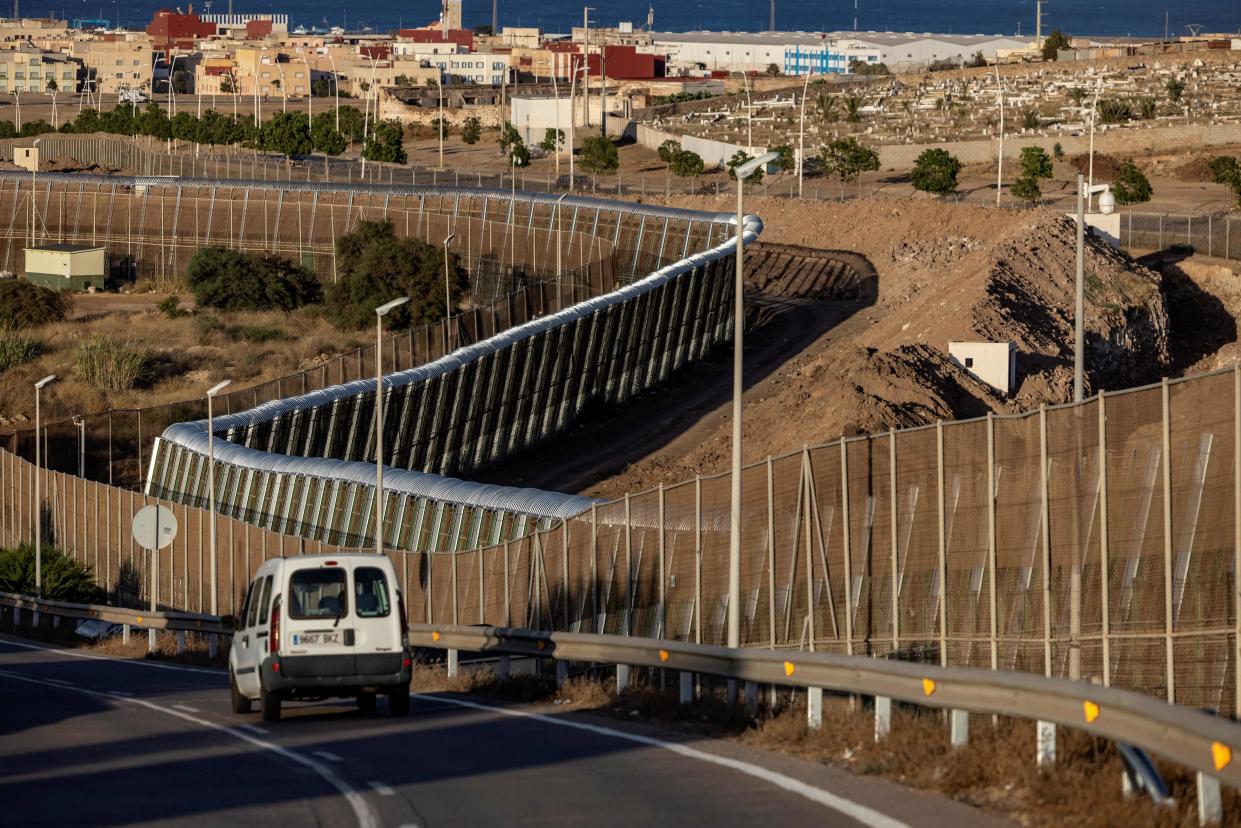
[853,0,858,32]
[769,0,774,32]
[492,0,497,35]
[1035,0,1045,55]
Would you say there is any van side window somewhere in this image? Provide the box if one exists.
[289,568,347,620]
[244,579,263,628]
[255,576,274,627]
[354,567,391,617]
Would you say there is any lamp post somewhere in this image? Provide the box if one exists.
[797,67,819,198]
[443,233,456,349]
[166,52,179,153]
[325,50,340,133]
[555,192,568,306]
[995,64,1004,207]
[582,6,595,128]
[206,378,231,616]
[1074,177,1115,403]
[437,66,445,170]
[373,298,409,557]
[1087,80,1101,210]
[33,374,57,598]
[727,150,779,654]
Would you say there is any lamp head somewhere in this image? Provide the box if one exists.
[206,379,232,397]
[34,374,56,390]
[735,150,780,180]
[375,296,410,317]
[444,233,456,246]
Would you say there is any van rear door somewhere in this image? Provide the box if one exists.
[282,562,356,677]
[348,561,403,676]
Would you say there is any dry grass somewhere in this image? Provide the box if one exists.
[0,297,366,425]
[2,613,229,668]
[414,662,1240,827]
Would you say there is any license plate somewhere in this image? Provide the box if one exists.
[294,631,341,646]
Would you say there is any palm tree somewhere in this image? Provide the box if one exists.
[816,94,838,123]
[1021,108,1040,130]
[844,95,862,123]
[1066,87,1087,107]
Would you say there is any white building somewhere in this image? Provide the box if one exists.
[414,53,509,86]
[651,30,1035,74]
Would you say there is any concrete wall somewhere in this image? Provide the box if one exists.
[947,341,1015,396]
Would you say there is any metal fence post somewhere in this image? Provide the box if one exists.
[658,484,666,639]
[694,476,702,644]
[1162,378,1175,704]
[1236,366,1241,716]
[987,414,998,671]
[766,458,776,649]
[840,440,854,655]
[1039,406,1051,677]
[890,429,900,655]
[936,421,947,667]
[1099,391,1112,688]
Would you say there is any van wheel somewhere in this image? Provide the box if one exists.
[260,686,282,722]
[356,691,377,712]
[388,685,410,717]
[229,668,252,714]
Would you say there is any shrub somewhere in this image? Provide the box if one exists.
[1138,97,1158,120]
[0,544,104,603]
[193,313,225,338]
[74,335,153,391]
[461,116,482,145]
[1210,156,1241,206]
[237,324,289,343]
[910,148,961,196]
[579,136,619,175]
[1112,161,1152,205]
[1020,108,1040,130]
[326,219,469,330]
[1011,175,1042,203]
[1018,146,1053,180]
[186,247,322,313]
[1053,142,1064,158]
[669,149,705,179]
[1097,98,1131,125]
[0,323,41,371]
[1166,77,1185,102]
[157,294,190,319]
[0,280,68,327]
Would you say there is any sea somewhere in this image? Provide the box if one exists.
[31,0,1241,42]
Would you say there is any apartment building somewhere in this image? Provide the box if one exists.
[234,47,312,98]
[73,35,154,93]
[0,48,76,93]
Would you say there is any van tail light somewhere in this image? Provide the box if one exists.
[397,591,409,640]
[270,596,281,655]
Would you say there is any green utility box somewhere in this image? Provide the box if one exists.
[23,243,108,292]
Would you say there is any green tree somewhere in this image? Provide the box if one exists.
[311,111,346,155]
[337,105,366,144]
[261,111,312,156]
[579,135,619,175]
[1041,29,1070,61]
[18,119,55,138]
[1210,156,1241,206]
[45,77,57,93]
[1112,161,1152,205]
[966,51,987,68]
[770,144,796,174]
[0,545,104,603]
[69,107,102,134]
[362,119,407,163]
[326,219,468,330]
[509,140,530,168]
[430,117,449,140]
[657,138,680,163]
[910,148,961,196]
[668,149,704,180]
[726,150,763,184]
[819,136,880,197]
[1020,108,1040,130]
[497,121,522,154]
[1066,87,1087,106]
[765,63,780,77]
[844,95,863,123]
[136,102,171,139]
[1011,175,1042,203]
[171,69,192,95]
[461,115,482,144]
[186,247,322,312]
[170,111,200,142]
[1166,77,1185,102]
[1018,145,1053,179]
[815,94,839,123]
[312,78,332,97]
[538,127,564,154]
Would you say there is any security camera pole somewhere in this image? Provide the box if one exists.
[728,150,780,656]
[1075,174,1115,403]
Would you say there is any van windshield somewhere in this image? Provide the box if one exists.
[288,568,348,620]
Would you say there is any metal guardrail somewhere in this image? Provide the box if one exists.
[0,591,228,635]
[408,622,1241,793]
[2,588,1236,812]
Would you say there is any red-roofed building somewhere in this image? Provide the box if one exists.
[146,8,216,53]
[359,44,392,60]
[586,45,664,79]
[244,19,272,38]
[397,27,474,51]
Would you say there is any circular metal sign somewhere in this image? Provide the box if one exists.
[131,504,178,552]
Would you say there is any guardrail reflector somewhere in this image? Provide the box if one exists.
[658,649,669,662]
[1083,700,1100,723]
[783,661,795,676]
[136,616,143,623]
[922,678,937,696]
[1213,741,1232,771]
[537,640,546,651]
[431,631,440,642]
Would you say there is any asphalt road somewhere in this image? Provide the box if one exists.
[0,633,1008,827]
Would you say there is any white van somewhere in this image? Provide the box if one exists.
[228,553,412,722]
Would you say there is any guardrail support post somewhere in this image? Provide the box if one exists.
[33,609,39,626]
[874,696,891,742]
[208,634,218,659]
[447,648,459,679]
[176,631,186,655]
[147,628,156,654]
[744,681,758,714]
[1197,772,1222,826]
[555,660,567,688]
[950,710,968,748]
[616,664,631,695]
[499,655,511,680]
[679,671,693,705]
[807,687,823,730]
[53,614,59,627]
[13,607,20,626]
[1036,720,1056,766]
[122,623,129,645]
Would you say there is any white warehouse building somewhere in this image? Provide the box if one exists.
[651,30,1035,74]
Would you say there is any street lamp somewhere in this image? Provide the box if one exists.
[442,233,456,349]
[1074,176,1115,403]
[437,66,445,170]
[995,64,1005,207]
[373,297,409,557]
[727,150,779,654]
[555,192,568,306]
[205,378,231,616]
[33,374,57,598]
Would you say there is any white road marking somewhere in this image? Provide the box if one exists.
[0,638,224,676]
[368,781,396,797]
[173,704,199,713]
[314,751,344,762]
[110,690,134,697]
[0,669,377,828]
[44,678,76,686]
[414,694,910,828]
[238,724,269,735]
